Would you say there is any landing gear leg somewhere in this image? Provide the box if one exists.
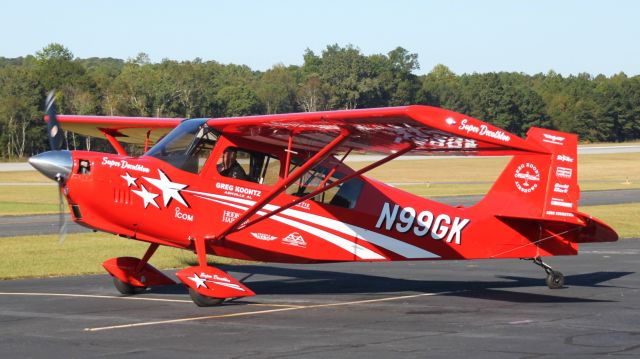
[528,257,564,289]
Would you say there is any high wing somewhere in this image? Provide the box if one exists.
[52,106,549,156]
[205,106,550,156]
[48,115,184,145]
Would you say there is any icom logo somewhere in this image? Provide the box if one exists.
[514,163,541,193]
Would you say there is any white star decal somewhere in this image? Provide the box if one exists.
[121,172,137,187]
[131,184,159,209]
[143,169,188,207]
[188,273,208,289]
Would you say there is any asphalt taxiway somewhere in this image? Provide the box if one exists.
[0,240,638,358]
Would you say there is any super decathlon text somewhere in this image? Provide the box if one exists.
[101,157,150,173]
[375,202,470,245]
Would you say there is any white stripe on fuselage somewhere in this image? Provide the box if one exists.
[185,190,439,259]
[193,195,385,260]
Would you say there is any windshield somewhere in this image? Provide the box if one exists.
[145,119,219,173]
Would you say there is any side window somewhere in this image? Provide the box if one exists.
[217,147,281,185]
[285,163,364,209]
[187,128,217,174]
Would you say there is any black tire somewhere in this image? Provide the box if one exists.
[546,271,565,289]
[189,288,225,307]
[113,277,144,295]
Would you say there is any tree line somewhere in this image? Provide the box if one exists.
[1,43,638,158]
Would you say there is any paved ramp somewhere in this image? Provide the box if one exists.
[0,240,638,358]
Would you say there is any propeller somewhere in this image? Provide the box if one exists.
[57,177,69,244]
[45,91,65,151]
[30,91,71,243]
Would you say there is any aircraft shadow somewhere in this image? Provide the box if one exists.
[146,265,633,304]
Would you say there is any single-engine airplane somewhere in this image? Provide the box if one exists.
[29,92,618,306]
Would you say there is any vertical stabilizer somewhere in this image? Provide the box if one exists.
[481,127,583,225]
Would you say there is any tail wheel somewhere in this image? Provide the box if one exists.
[546,271,565,289]
[188,288,225,307]
[113,277,145,295]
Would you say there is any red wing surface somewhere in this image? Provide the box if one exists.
[206,106,549,156]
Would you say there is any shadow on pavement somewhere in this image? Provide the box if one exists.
[146,264,633,304]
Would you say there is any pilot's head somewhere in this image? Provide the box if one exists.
[221,147,238,169]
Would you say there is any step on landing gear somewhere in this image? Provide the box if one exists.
[102,243,176,295]
[175,236,255,307]
[527,257,565,289]
[176,265,255,307]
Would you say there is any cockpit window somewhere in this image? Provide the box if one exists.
[145,119,218,174]
[285,160,364,209]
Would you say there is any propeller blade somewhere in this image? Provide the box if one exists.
[57,180,69,244]
[45,91,65,151]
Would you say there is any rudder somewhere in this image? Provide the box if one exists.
[480,127,582,225]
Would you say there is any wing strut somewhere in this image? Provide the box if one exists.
[99,129,128,155]
[236,142,415,232]
[209,129,351,241]
[144,129,152,152]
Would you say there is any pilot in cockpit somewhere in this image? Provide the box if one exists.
[217,147,248,180]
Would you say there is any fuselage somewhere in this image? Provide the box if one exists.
[62,137,578,264]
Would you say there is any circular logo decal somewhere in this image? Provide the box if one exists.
[514,163,540,193]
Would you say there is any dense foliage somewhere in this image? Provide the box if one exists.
[1,43,638,158]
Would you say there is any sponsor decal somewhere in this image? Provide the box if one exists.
[550,197,573,209]
[543,134,565,145]
[445,117,457,125]
[556,154,574,163]
[212,274,230,283]
[545,210,575,218]
[295,201,311,210]
[390,124,478,149]
[514,163,540,193]
[556,166,573,179]
[188,272,245,291]
[428,137,478,149]
[251,232,278,241]
[175,207,194,222]
[282,232,307,248]
[216,182,262,199]
[374,202,470,245]
[222,210,239,223]
[102,157,150,173]
[457,119,511,142]
[553,183,570,194]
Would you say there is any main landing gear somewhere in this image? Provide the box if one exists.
[102,243,176,295]
[102,239,255,307]
[174,236,255,306]
[527,257,565,289]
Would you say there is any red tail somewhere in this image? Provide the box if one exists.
[482,127,580,223]
[480,127,617,243]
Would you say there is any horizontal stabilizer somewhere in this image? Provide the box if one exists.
[572,212,619,243]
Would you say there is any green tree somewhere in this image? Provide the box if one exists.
[317,44,382,109]
[0,66,44,157]
[256,64,297,114]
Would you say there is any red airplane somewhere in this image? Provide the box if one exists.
[29,92,618,306]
